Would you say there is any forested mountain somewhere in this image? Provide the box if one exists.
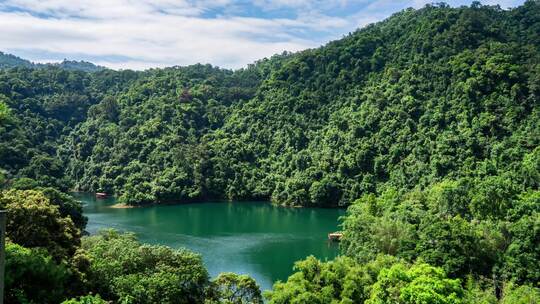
[205,1,539,206]
[40,1,537,207]
[62,64,268,204]
[0,52,34,69]
[0,2,537,206]
[0,52,105,72]
[1,1,539,303]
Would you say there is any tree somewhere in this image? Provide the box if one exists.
[426,179,471,218]
[366,262,464,304]
[10,177,39,190]
[0,189,80,260]
[500,285,540,304]
[39,186,87,230]
[20,154,68,190]
[0,170,6,188]
[212,272,263,304]
[502,214,540,284]
[5,242,71,304]
[265,255,397,304]
[470,176,518,220]
[8,182,87,230]
[0,99,11,125]
[79,229,210,303]
[61,295,108,304]
[416,215,484,278]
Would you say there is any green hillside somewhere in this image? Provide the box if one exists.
[55,2,539,207]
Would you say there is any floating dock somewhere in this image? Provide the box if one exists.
[328,232,343,242]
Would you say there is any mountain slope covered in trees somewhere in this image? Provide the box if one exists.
[0,3,538,207]
[50,1,538,207]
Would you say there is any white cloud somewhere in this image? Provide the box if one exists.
[0,0,352,69]
[482,0,525,8]
[252,0,353,11]
[0,0,526,70]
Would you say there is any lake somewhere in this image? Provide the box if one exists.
[75,193,345,291]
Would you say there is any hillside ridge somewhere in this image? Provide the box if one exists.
[0,1,538,207]
[0,51,105,72]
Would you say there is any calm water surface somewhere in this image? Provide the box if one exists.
[75,193,345,291]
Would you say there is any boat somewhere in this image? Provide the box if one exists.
[328,232,343,242]
[96,192,107,199]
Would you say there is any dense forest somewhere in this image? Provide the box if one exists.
[1,2,538,208]
[0,1,539,303]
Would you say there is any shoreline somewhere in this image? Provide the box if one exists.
[109,203,139,209]
[107,200,346,210]
[71,192,347,210]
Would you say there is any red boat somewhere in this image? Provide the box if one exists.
[96,192,107,199]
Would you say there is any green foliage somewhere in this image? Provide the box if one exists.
[10,177,39,190]
[266,256,466,304]
[416,215,482,278]
[341,176,539,285]
[0,65,139,190]
[265,255,540,304]
[0,52,33,69]
[0,99,11,124]
[7,180,87,229]
[39,186,88,230]
[198,1,539,207]
[0,170,6,188]
[0,189,80,260]
[265,255,397,304]
[5,242,71,304]
[79,229,210,303]
[500,285,540,304]
[366,262,464,304]
[61,295,108,304]
[463,277,498,304]
[211,272,263,304]
[501,213,540,284]
[62,64,262,205]
[1,180,86,229]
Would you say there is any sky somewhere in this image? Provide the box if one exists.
[0,0,526,70]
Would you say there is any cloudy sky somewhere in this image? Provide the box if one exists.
[0,0,526,70]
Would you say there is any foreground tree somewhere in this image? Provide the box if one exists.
[0,189,80,260]
[210,272,263,304]
[500,285,540,304]
[79,229,210,303]
[366,262,464,304]
[265,255,397,304]
[5,242,71,304]
[61,295,108,304]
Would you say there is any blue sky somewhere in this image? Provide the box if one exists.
[0,0,526,70]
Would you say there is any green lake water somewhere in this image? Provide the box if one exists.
[75,193,345,291]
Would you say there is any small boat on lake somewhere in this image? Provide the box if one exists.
[328,232,343,242]
[96,192,108,199]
